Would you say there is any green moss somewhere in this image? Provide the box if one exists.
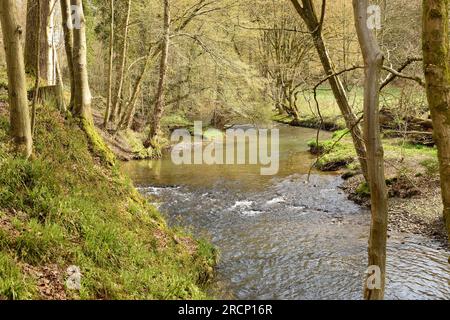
[122,129,152,159]
[161,114,192,130]
[0,104,216,299]
[271,114,293,125]
[308,138,355,171]
[80,116,116,166]
[355,182,370,197]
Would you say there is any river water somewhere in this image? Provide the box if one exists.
[121,125,449,300]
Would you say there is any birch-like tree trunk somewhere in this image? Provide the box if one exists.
[290,0,368,182]
[145,0,170,149]
[72,0,92,120]
[353,0,388,300]
[0,0,33,158]
[60,0,75,109]
[422,0,450,240]
[45,0,56,85]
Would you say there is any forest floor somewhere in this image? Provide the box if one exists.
[0,102,216,299]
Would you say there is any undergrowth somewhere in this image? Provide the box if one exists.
[0,103,216,299]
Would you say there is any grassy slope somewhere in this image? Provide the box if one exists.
[0,104,216,300]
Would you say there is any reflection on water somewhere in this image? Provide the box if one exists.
[121,125,450,300]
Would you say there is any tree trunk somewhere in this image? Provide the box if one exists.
[72,0,92,120]
[55,47,66,112]
[25,0,56,84]
[68,0,115,165]
[145,0,170,149]
[353,0,389,300]
[117,51,151,131]
[60,0,75,109]
[45,0,57,85]
[110,0,131,124]
[422,0,450,240]
[31,0,41,134]
[103,0,114,127]
[0,0,33,158]
[290,0,369,182]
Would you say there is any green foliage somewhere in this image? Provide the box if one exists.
[0,105,216,299]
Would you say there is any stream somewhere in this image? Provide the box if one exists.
[121,125,449,300]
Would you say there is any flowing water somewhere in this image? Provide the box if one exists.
[121,125,449,300]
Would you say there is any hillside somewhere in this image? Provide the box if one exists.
[0,103,215,299]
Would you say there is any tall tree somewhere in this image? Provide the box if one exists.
[110,0,132,124]
[290,0,368,182]
[72,0,92,120]
[145,0,171,149]
[353,0,388,300]
[60,0,75,109]
[103,0,115,127]
[0,0,33,158]
[422,0,450,240]
[25,0,56,84]
[31,0,42,134]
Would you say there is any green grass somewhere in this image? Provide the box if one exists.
[274,86,426,131]
[308,128,438,173]
[0,252,36,299]
[0,103,216,299]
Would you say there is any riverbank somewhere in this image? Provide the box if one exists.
[307,131,448,245]
[0,103,216,299]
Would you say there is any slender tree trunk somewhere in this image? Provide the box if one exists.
[0,0,33,158]
[353,0,388,300]
[110,0,131,123]
[103,0,114,127]
[117,53,151,131]
[72,0,92,120]
[145,0,170,149]
[290,0,368,182]
[60,0,75,110]
[31,0,41,135]
[422,0,450,240]
[55,47,66,112]
[45,0,56,85]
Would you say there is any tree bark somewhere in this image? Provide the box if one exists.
[290,0,369,182]
[31,0,41,134]
[0,0,33,158]
[103,0,115,127]
[60,0,75,109]
[25,0,56,84]
[45,0,57,85]
[145,0,170,149]
[110,0,131,123]
[422,0,450,240]
[353,0,389,300]
[72,0,92,120]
